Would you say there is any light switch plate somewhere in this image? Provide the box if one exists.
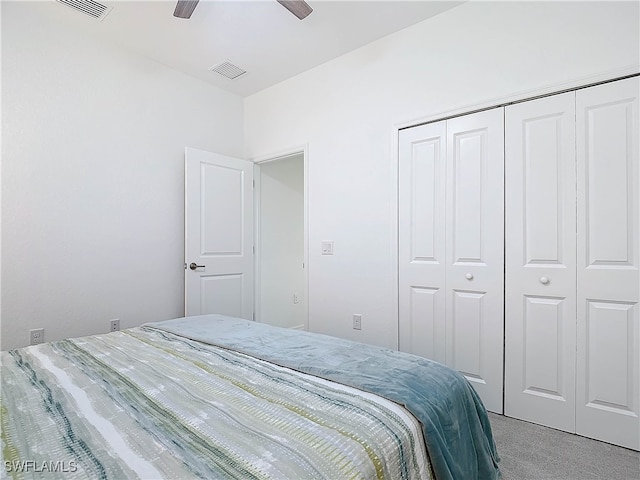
[321,241,334,255]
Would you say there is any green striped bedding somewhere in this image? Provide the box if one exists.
[1,326,431,479]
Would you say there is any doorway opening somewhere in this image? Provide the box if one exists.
[254,151,308,330]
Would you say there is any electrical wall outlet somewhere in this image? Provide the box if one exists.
[353,314,362,330]
[30,328,44,345]
[110,319,120,332]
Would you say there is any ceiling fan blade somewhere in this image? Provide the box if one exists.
[174,0,199,19]
[277,0,313,20]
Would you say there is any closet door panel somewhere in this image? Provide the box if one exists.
[505,92,576,432]
[446,108,504,413]
[576,76,639,450]
[521,296,566,392]
[450,289,485,379]
[398,122,447,362]
[584,300,636,407]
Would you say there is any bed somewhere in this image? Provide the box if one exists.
[1,314,501,479]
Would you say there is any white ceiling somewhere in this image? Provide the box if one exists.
[25,0,464,97]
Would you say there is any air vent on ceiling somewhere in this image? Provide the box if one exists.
[56,0,112,21]
[209,61,247,80]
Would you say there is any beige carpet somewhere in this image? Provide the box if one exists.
[489,413,639,480]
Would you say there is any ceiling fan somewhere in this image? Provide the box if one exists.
[174,0,313,20]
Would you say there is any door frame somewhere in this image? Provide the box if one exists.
[252,145,309,330]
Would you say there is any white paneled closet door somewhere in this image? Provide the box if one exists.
[505,92,577,431]
[398,121,447,363]
[399,108,505,414]
[446,109,505,413]
[576,77,639,450]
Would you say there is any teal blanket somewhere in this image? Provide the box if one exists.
[146,315,501,480]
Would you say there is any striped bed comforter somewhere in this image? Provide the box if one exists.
[1,325,431,479]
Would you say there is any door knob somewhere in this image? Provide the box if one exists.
[540,276,550,285]
[465,273,474,280]
[189,262,205,270]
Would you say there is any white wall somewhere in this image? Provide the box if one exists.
[1,2,244,350]
[258,155,305,329]
[244,1,640,348]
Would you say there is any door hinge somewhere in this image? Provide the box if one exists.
[253,246,255,255]
[252,179,255,188]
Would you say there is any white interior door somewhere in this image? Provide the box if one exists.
[505,92,577,432]
[576,77,639,450]
[398,121,447,363]
[398,108,504,413]
[185,147,254,319]
[446,108,504,414]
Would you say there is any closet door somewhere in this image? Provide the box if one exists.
[446,108,504,413]
[398,121,447,363]
[576,76,639,450]
[505,92,577,431]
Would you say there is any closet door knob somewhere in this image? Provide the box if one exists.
[540,276,550,285]
[189,262,205,270]
[465,273,474,280]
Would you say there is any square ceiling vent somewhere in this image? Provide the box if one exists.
[56,0,112,21]
[209,61,247,80]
